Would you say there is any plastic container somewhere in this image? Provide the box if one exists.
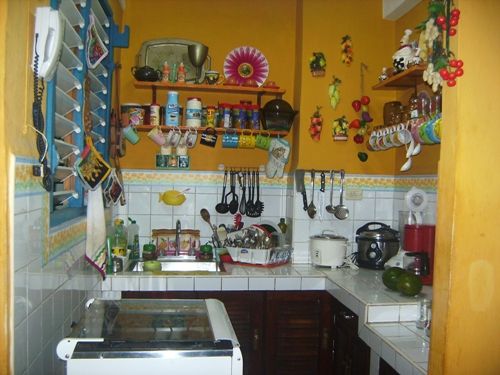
[186,97,202,127]
[165,91,179,126]
[127,217,139,247]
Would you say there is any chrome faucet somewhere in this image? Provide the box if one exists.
[175,220,181,256]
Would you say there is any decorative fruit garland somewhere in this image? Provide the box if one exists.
[340,35,353,66]
[419,0,464,90]
[309,106,323,142]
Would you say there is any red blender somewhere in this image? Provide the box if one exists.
[403,224,435,285]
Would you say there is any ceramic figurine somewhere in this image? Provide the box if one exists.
[392,29,420,73]
[378,67,388,81]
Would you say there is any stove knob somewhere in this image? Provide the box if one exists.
[367,243,382,261]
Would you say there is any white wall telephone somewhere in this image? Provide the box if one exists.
[32,7,64,81]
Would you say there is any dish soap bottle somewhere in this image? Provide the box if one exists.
[112,218,127,257]
[127,217,139,249]
[278,218,288,234]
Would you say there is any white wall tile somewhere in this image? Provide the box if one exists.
[367,305,400,323]
[14,267,27,327]
[139,276,167,291]
[168,277,194,291]
[128,192,152,214]
[27,305,43,365]
[354,198,376,220]
[301,277,326,290]
[112,276,140,291]
[275,277,301,290]
[14,195,28,215]
[399,304,418,322]
[195,277,222,291]
[14,318,27,375]
[248,277,275,290]
[395,352,414,375]
[375,198,394,221]
[222,277,249,291]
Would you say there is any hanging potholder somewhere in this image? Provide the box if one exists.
[86,14,108,69]
[103,168,124,206]
[75,136,112,190]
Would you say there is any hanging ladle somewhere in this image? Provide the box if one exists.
[333,169,349,220]
[215,170,229,214]
[307,170,317,219]
[325,170,336,214]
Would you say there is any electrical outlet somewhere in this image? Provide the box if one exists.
[346,188,363,200]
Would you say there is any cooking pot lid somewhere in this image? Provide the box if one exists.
[310,232,347,241]
[357,230,399,240]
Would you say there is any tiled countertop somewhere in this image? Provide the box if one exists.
[103,264,432,375]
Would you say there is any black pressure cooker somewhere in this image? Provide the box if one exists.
[355,222,400,270]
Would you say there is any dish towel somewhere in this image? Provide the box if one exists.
[85,185,108,278]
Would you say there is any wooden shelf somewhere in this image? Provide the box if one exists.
[134,81,286,106]
[136,125,288,137]
[372,65,427,90]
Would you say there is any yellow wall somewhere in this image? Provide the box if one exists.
[296,0,398,173]
[119,0,297,171]
[430,1,500,374]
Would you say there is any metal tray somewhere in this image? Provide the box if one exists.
[136,38,211,82]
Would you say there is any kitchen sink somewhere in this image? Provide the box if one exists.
[127,256,222,273]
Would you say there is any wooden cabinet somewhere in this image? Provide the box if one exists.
[265,291,334,375]
[332,299,370,375]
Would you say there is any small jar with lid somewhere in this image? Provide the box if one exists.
[231,105,242,128]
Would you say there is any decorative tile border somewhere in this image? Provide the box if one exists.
[14,160,46,195]
[122,169,437,192]
[46,219,87,264]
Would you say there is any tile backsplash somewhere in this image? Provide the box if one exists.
[115,170,437,263]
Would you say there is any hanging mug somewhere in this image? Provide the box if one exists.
[238,130,256,149]
[122,126,140,144]
[184,127,198,148]
[166,127,182,147]
[147,125,166,146]
[222,129,239,148]
[255,131,272,150]
[200,127,218,147]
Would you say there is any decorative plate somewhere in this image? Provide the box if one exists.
[223,46,269,86]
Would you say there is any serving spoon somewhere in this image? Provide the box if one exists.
[325,170,336,214]
[333,169,349,220]
[307,170,317,219]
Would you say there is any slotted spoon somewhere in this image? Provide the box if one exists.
[325,170,336,214]
[333,169,349,220]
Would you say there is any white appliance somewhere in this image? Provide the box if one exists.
[57,298,242,375]
[309,231,348,267]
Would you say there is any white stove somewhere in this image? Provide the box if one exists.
[57,298,242,375]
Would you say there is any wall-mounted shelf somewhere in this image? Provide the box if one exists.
[134,81,286,106]
[372,65,426,90]
[136,124,288,137]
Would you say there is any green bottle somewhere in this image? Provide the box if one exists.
[112,219,127,257]
[278,218,288,234]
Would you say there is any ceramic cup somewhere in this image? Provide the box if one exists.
[255,132,272,150]
[389,124,404,147]
[238,130,256,149]
[122,126,140,144]
[147,126,166,146]
[165,127,182,147]
[367,130,380,151]
[397,124,413,145]
[184,127,198,148]
[222,129,239,148]
[205,70,220,85]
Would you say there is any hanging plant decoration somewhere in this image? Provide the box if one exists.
[309,106,323,142]
[309,52,327,77]
[340,35,353,66]
[418,0,464,91]
[332,116,349,141]
[328,76,342,109]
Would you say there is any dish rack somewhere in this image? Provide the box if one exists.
[225,246,293,266]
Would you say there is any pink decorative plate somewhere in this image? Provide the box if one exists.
[223,46,269,86]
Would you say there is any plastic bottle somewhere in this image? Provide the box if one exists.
[127,217,139,248]
[129,234,140,260]
[112,218,127,256]
[166,91,179,126]
[177,62,186,83]
[162,61,170,82]
[278,218,288,234]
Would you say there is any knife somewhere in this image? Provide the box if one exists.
[294,169,308,211]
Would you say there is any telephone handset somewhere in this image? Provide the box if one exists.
[32,7,63,81]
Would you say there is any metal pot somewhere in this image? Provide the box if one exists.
[309,231,348,268]
[355,222,399,270]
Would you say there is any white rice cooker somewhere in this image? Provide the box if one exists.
[310,231,348,267]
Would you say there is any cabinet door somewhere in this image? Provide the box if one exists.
[332,299,370,375]
[265,291,333,375]
[198,291,265,375]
